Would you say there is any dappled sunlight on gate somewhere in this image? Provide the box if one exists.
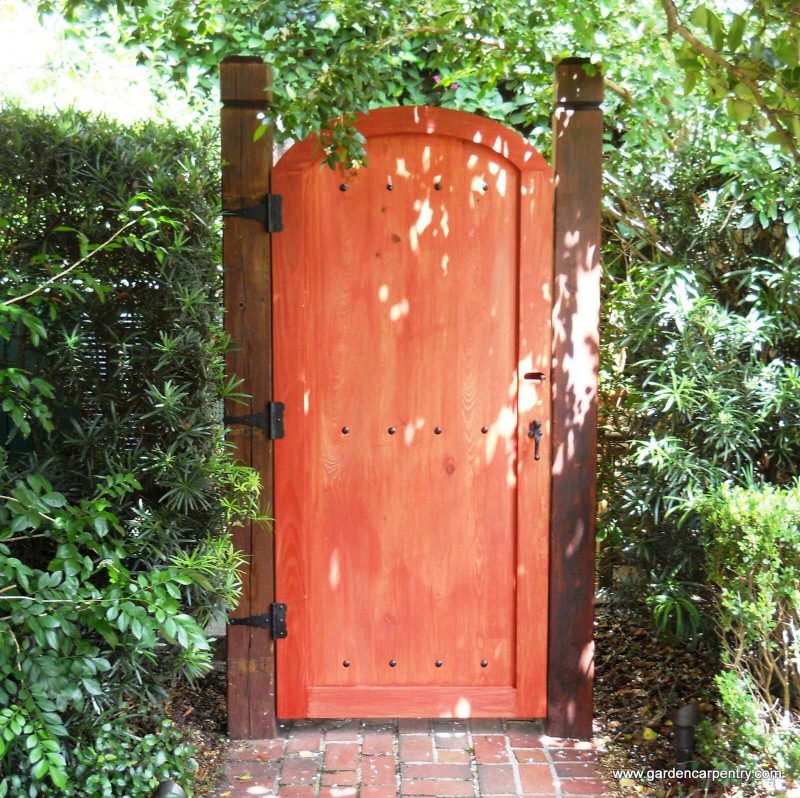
[272,105,552,718]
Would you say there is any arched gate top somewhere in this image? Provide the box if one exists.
[275,105,550,174]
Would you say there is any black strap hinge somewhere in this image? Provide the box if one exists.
[229,603,287,639]
[224,401,285,439]
[222,194,282,232]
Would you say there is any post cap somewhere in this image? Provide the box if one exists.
[555,58,603,107]
[220,56,271,104]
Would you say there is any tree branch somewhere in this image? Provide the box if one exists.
[1,534,47,543]
[605,78,633,105]
[660,0,800,165]
[5,218,138,306]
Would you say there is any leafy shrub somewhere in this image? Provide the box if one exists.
[700,483,800,717]
[1,706,198,798]
[695,483,800,779]
[0,107,260,795]
[697,670,800,779]
[598,121,800,633]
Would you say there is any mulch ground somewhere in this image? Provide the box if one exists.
[594,603,727,797]
[167,662,229,797]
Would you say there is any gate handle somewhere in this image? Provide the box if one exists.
[528,420,543,460]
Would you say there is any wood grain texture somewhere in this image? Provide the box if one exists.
[515,169,553,718]
[548,59,604,739]
[220,56,272,105]
[308,687,517,718]
[273,107,553,719]
[221,56,277,739]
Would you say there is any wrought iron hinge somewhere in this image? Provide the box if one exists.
[224,401,285,439]
[221,194,283,232]
[229,603,287,639]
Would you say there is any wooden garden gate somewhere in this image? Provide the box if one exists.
[221,57,603,738]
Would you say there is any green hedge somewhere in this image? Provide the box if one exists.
[0,107,260,796]
[696,483,800,778]
[598,127,800,629]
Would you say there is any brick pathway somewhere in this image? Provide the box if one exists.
[214,719,609,798]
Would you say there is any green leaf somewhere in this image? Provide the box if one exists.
[706,11,725,51]
[315,11,340,32]
[738,212,755,229]
[82,677,103,696]
[727,98,754,122]
[41,492,66,508]
[94,622,119,648]
[765,130,791,147]
[32,757,48,780]
[688,5,708,27]
[49,764,68,789]
[791,115,800,143]
[727,14,746,51]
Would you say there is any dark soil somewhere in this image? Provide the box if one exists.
[166,661,228,797]
[594,603,724,797]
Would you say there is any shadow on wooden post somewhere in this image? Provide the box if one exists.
[220,55,277,739]
[548,58,604,739]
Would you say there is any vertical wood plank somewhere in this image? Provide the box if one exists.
[220,56,277,739]
[271,162,312,718]
[515,168,553,718]
[548,58,603,739]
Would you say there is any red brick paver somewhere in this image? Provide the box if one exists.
[478,763,518,794]
[325,742,361,771]
[399,735,434,762]
[214,719,610,797]
[473,735,510,764]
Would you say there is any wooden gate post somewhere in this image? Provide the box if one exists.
[548,58,604,739]
[221,56,277,739]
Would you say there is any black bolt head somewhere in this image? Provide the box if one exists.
[388,426,396,435]
[387,183,394,190]
[435,660,443,667]
[434,427,442,435]
[481,426,489,434]
[342,426,350,434]
[343,660,350,667]
[389,659,397,667]
[339,183,348,191]
[434,182,443,190]
[481,659,488,668]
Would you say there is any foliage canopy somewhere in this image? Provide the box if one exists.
[43,0,800,166]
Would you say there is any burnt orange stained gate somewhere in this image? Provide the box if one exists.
[272,107,552,719]
[221,56,604,738]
